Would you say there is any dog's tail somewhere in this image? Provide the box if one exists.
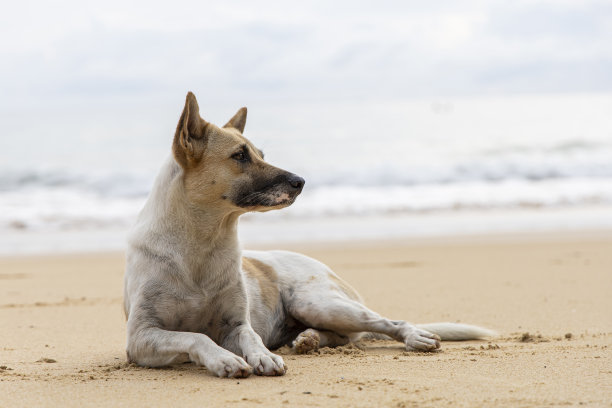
[362,323,496,342]
[416,323,497,341]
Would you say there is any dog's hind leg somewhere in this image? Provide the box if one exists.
[287,294,441,351]
[292,328,349,354]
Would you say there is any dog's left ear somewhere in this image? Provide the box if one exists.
[223,107,247,133]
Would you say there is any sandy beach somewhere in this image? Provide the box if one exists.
[1,232,611,407]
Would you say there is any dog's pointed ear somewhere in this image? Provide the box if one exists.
[173,92,208,168]
[223,107,247,133]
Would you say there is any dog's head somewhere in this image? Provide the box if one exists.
[172,92,304,213]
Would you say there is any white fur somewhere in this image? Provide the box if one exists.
[416,323,498,341]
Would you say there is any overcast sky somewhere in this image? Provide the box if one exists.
[1,0,611,112]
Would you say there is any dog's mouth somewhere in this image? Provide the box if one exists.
[232,171,305,211]
[234,186,301,210]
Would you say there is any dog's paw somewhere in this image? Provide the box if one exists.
[404,327,441,352]
[245,352,286,376]
[293,329,320,354]
[207,352,253,378]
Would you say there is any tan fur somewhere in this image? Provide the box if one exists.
[172,95,282,210]
[242,257,279,310]
[182,125,249,206]
[223,107,247,133]
[172,92,209,168]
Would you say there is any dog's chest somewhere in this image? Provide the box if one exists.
[153,271,247,342]
[154,292,224,339]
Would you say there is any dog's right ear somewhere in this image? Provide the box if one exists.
[173,92,208,168]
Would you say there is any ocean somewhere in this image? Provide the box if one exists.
[2,93,612,253]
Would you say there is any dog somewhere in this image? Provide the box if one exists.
[124,92,495,378]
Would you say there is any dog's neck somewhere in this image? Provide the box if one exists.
[138,158,243,282]
[170,200,242,285]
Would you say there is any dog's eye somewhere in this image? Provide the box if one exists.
[232,152,247,162]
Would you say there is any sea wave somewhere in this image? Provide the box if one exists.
[282,178,612,217]
[2,136,612,231]
[308,141,612,186]
[2,140,612,192]
[0,168,153,197]
[2,177,612,231]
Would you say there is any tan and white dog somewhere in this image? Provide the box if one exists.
[124,92,495,378]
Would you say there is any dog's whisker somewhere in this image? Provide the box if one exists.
[237,190,270,206]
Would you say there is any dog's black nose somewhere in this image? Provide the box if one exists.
[287,174,305,190]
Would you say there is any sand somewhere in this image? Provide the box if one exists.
[0,233,611,407]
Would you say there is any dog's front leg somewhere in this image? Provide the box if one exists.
[222,324,287,376]
[217,280,287,376]
[127,325,253,378]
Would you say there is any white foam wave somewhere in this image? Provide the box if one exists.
[279,178,612,218]
[0,188,145,231]
[2,177,612,231]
